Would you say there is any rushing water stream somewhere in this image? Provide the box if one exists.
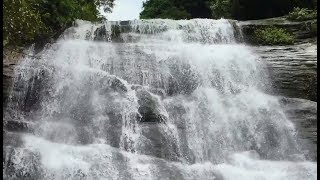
[3,19,317,179]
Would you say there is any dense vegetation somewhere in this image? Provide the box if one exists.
[140,0,317,20]
[140,0,212,20]
[287,7,317,21]
[3,0,317,48]
[3,0,114,47]
[254,27,294,45]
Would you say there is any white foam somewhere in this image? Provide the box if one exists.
[5,18,316,179]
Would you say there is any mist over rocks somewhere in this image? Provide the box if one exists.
[3,19,317,179]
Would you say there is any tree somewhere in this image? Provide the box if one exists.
[3,0,115,47]
[140,0,212,19]
[209,0,232,18]
[96,0,115,13]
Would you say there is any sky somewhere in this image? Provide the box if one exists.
[101,0,145,21]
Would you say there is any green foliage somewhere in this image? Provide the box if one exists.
[211,0,317,20]
[140,0,211,20]
[140,0,190,19]
[3,0,114,47]
[140,0,318,20]
[96,0,115,12]
[4,0,49,46]
[254,27,294,45]
[209,0,232,18]
[287,7,317,21]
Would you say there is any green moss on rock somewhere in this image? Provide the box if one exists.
[254,27,295,45]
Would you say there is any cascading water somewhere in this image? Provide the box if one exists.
[3,19,317,179]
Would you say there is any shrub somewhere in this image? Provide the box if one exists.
[254,27,294,45]
[287,7,317,21]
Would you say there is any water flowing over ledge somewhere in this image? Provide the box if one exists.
[3,19,317,180]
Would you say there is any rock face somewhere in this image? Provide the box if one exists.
[136,89,167,123]
[3,49,24,105]
[279,97,317,160]
[239,17,317,44]
[253,41,317,101]
[3,19,317,179]
[93,25,107,41]
[92,18,317,45]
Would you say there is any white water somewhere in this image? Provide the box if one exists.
[4,19,317,179]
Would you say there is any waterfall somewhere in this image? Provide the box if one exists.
[3,19,317,180]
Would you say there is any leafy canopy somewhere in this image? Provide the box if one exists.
[140,0,318,20]
[140,0,211,19]
[3,0,114,47]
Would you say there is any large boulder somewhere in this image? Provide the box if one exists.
[136,89,167,123]
[138,123,181,161]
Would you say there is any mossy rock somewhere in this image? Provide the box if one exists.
[254,26,294,45]
[111,25,123,42]
[240,17,317,45]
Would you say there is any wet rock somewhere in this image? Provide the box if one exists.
[165,101,196,164]
[110,77,128,92]
[111,25,123,42]
[131,84,142,91]
[240,17,317,44]
[94,25,107,41]
[3,49,24,106]
[136,89,166,123]
[151,159,185,179]
[166,60,200,96]
[98,76,128,93]
[253,42,317,101]
[9,68,53,114]
[3,131,24,147]
[77,126,94,145]
[279,97,317,160]
[119,21,130,26]
[148,88,166,99]
[3,146,44,180]
[133,85,166,99]
[105,112,123,148]
[70,97,94,126]
[110,151,133,179]
[230,20,244,43]
[4,120,34,133]
[139,123,181,161]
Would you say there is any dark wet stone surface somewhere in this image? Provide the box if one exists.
[139,123,180,161]
[93,25,107,41]
[279,97,317,161]
[4,120,34,133]
[253,42,317,101]
[136,89,167,123]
